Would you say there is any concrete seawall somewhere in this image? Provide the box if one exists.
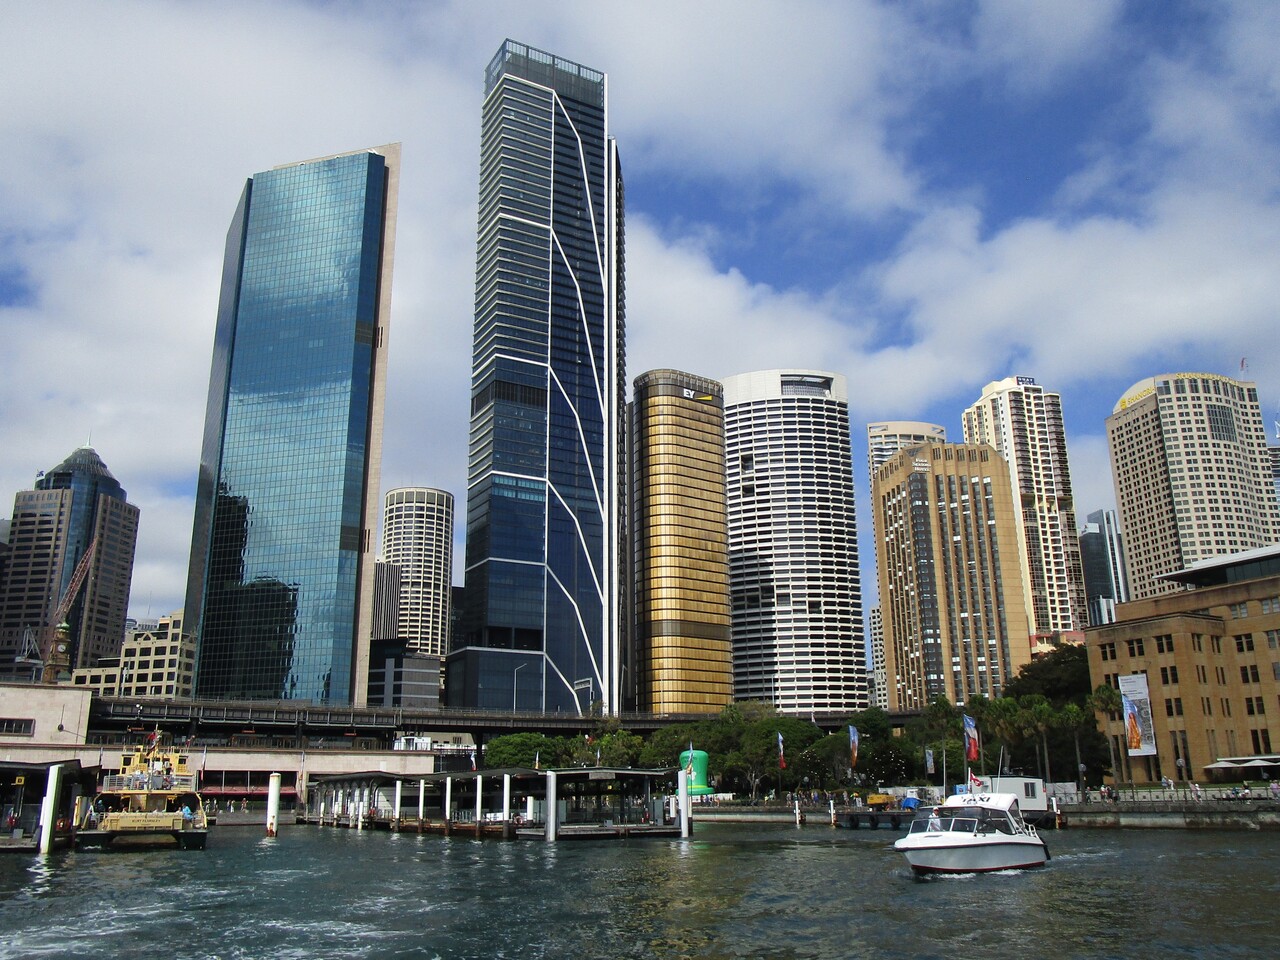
[691,801,1280,830]
[1061,800,1280,830]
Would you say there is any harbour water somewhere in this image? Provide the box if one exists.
[2,823,1277,959]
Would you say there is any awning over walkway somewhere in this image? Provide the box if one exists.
[1204,756,1280,770]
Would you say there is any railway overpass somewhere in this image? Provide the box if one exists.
[88,696,906,748]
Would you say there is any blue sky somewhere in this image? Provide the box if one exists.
[1,0,1278,620]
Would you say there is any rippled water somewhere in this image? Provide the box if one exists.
[1,823,1276,959]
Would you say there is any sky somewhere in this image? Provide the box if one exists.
[2,0,1278,623]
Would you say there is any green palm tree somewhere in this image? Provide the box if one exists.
[1088,684,1123,785]
[1018,695,1055,784]
[1058,703,1088,793]
[985,697,1022,772]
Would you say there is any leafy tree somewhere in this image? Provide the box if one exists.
[841,707,893,744]
[807,731,860,787]
[597,729,644,767]
[639,724,700,769]
[923,695,960,739]
[979,646,1115,785]
[1003,642,1092,705]
[482,732,558,769]
[859,737,917,787]
[731,701,780,724]
[547,717,644,768]
[734,715,821,798]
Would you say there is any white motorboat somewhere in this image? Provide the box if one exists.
[893,792,1048,875]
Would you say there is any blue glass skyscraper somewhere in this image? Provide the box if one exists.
[450,42,625,714]
[186,145,399,705]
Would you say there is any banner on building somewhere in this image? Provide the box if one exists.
[1118,673,1157,757]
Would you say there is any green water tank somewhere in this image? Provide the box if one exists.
[678,750,715,796]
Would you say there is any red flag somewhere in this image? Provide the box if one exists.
[777,732,787,769]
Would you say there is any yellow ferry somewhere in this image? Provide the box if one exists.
[76,730,209,850]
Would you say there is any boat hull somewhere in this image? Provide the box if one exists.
[76,826,208,850]
[895,835,1048,874]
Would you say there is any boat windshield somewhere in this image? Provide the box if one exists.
[908,814,981,835]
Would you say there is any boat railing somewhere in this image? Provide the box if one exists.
[102,772,200,792]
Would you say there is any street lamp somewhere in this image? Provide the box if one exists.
[573,677,594,715]
[512,662,527,713]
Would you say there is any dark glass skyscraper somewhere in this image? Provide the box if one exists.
[186,145,399,705]
[0,447,139,679]
[450,41,625,714]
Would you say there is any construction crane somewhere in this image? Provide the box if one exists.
[36,536,97,684]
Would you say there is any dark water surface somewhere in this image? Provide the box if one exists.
[1,823,1276,959]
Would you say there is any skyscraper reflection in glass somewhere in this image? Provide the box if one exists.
[450,41,625,714]
[186,145,399,704]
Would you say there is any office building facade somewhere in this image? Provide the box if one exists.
[1269,445,1280,508]
[1106,373,1280,600]
[866,422,947,709]
[629,370,732,713]
[866,421,946,493]
[1079,508,1129,626]
[0,447,139,680]
[723,370,866,714]
[873,443,1032,710]
[70,610,194,699]
[1086,545,1280,782]
[963,376,1086,636]
[185,145,399,705]
[868,605,888,709]
[381,488,453,657]
[451,41,625,715]
[370,560,403,646]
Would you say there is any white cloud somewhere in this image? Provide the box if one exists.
[971,0,1123,92]
[626,220,868,382]
[585,0,924,216]
[873,188,1280,395]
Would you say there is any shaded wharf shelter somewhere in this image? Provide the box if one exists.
[302,766,683,840]
[0,758,98,853]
